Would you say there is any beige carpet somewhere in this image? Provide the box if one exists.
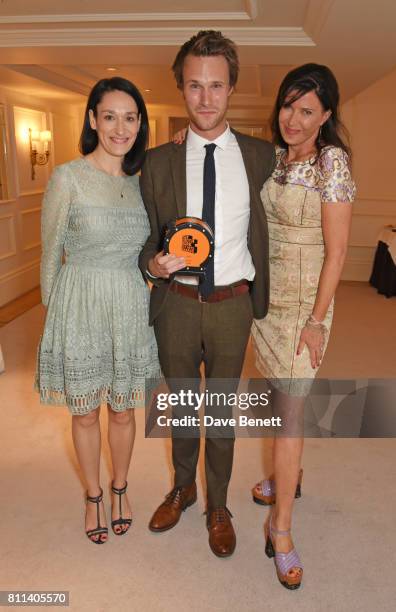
[0,281,395,612]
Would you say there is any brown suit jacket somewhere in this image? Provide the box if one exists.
[139,128,276,325]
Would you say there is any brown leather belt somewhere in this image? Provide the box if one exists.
[169,279,249,303]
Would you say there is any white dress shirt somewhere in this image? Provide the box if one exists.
[176,124,255,286]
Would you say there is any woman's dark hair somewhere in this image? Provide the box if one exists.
[79,77,149,175]
[271,63,351,161]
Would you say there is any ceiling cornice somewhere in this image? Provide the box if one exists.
[5,64,90,96]
[0,26,314,48]
[304,0,335,41]
[0,12,252,23]
[0,2,258,24]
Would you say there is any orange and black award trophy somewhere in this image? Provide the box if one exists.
[163,216,214,276]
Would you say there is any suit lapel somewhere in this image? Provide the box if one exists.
[170,141,187,217]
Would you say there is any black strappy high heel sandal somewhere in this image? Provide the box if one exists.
[85,487,108,544]
[111,481,132,536]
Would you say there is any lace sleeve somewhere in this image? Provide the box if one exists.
[319,147,356,203]
[40,165,71,306]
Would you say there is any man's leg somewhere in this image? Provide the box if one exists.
[202,291,253,555]
[149,290,202,531]
[203,292,253,507]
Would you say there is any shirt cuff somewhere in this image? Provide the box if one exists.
[146,268,159,281]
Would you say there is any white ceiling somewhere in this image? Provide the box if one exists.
[0,0,395,108]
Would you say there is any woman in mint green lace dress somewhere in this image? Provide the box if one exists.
[36,78,160,544]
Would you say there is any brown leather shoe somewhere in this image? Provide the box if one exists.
[206,507,236,557]
[148,483,197,532]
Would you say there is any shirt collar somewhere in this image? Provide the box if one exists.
[186,123,231,151]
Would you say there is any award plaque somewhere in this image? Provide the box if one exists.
[163,216,214,275]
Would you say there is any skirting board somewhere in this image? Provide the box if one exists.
[0,259,40,307]
[341,260,373,282]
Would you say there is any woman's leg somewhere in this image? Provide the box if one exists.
[270,391,305,579]
[72,407,107,543]
[107,406,135,533]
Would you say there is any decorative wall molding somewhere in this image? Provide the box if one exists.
[342,246,374,282]
[356,197,396,201]
[0,257,40,284]
[0,12,251,24]
[0,27,315,48]
[6,65,90,97]
[304,0,335,41]
[22,240,41,251]
[245,0,258,20]
[19,189,45,197]
[22,241,41,252]
[346,245,374,258]
[341,261,372,282]
[0,257,40,306]
[0,3,258,24]
[353,212,396,218]
[0,214,17,261]
[353,196,396,209]
[20,207,41,252]
[13,106,49,195]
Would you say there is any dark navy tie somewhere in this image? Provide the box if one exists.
[200,143,216,299]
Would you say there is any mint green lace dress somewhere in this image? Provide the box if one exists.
[36,157,160,415]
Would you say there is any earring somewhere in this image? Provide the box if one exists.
[318,125,323,142]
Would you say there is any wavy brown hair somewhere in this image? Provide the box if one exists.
[172,30,239,89]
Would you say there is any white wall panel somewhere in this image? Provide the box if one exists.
[0,214,16,261]
[341,69,396,281]
[0,258,40,306]
[0,89,80,306]
[20,207,41,252]
[13,106,50,195]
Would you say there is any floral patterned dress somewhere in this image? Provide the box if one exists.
[251,146,356,394]
[36,157,161,415]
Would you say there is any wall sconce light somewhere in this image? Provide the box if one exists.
[29,128,52,179]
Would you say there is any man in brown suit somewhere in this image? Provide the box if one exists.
[139,30,275,557]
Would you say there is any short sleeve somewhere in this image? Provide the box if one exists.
[319,147,356,203]
[40,165,71,306]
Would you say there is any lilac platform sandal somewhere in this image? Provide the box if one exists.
[252,468,303,505]
[265,517,303,590]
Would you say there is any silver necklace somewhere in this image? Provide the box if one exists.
[91,154,126,199]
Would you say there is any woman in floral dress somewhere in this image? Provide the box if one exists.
[251,64,356,589]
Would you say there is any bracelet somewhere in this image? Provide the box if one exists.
[305,314,328,333]
[307,314,323,326]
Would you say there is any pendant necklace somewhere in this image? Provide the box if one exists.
[91,154,126,199]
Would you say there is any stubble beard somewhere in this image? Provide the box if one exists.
[189,107,228,135]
